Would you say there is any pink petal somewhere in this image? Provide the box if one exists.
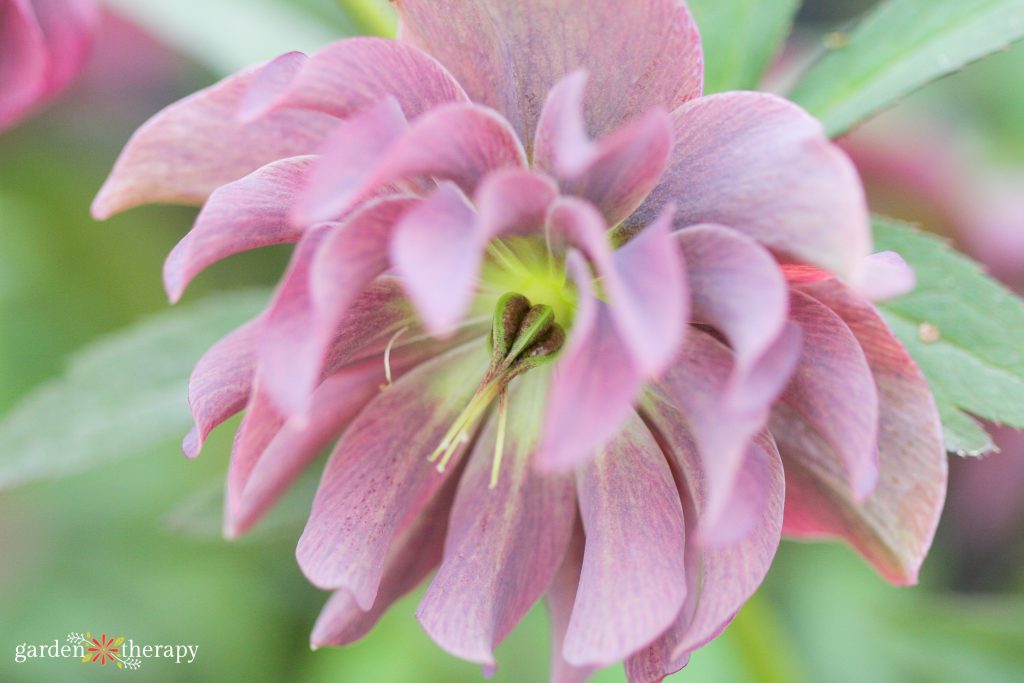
[258,36,467,121]
[546,524,595,683]
[852,250,917,302]
[548,198,687,376]
[0,0,47,130]
[296,102,525,226]
[626,92,870,279]
[292,97,409,226]
[418,372,576,667]
[182,314,263,458]
[164,155,316,302]
[637,393,783,664]
[655,329,788,544]
[311,467,460,648]
[536,251,644,470]
[296,343,489,605]
[92,65,338,219]
[391,184,482,336]
[231,328,474,537]
[237,51,308,123]
[676,224,797,415]
[564,413,687,667]
[0,0,98,131]
[784,278,947,585]
[771,290,880,500]
[393,0,702,147]
[535,72,674,225]
[474,168,559,237]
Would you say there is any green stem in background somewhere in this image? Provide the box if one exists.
[335,0,397,37]
[727,592,809,683]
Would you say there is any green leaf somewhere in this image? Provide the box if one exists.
[0,290,268,489]
[687,0,801,93]
[873,218,1024,455]
[790,0,1024,137]
[101,0,346,75]
[335,0,397,37]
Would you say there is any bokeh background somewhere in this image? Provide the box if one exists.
[2,1,1023,681]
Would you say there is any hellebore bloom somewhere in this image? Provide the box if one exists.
[93,1,948,679]
[0,0,99,131]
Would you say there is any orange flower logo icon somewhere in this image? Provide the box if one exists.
[84,633,123,666]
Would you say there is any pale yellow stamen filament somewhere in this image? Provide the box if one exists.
[381,326,409,389]
[429,382,501,472]
[489,387,510,489]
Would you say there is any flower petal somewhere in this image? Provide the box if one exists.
[296,342,489,605]
[546,524,595,683]
[536,251,644,470]
[535,72,674,226]
[626,92,870,279]
[655,328,788,542]
[393,0,702,147]
[92,65,338,219]
[297,101,526,226]
[547,198,687,376]
[230,331,478,537]
[311,467,459,648]
[163,155,316,302]
[258,36,467,121]
[291,97,409,226]
[0,0,48,130]
[474,168,559,237]
[182,314,263,458]
[852,250,916,302]
[390,184,482,336]
[418,370,576,667]
[237,51,308,123]
[771,290,880,500]
[783,278,947,585]
[676,224,800,415]
[563,413,687,667]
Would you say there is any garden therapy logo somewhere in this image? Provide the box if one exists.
[68,632,140,670]
[13,631,198,669]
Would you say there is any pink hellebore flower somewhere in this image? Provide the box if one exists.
[0,0,99,131]
[93,1,948,680]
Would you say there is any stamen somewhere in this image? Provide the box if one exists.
[489,387,510,489]
[381,326,409,389]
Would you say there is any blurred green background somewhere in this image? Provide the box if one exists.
[2,1,1023,681]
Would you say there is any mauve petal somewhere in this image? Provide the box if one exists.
[237,51,308,123]
[292,97,409,226]
[639,396,783,663]
[548,198,687,376]
[546,524,595,683]
[182,314,263,458]
[474,168,559,237]
[0,0,49,130]
[0,0,98,131]
[626,92,870,279]
[536,251,644,470]
[231,331,473,537]
[564,413,687,667]
[656,328,787,542]
[676,224,793,411]
[418,371,576,667]
[92,65,338,219]
[296,102,525,226]
[535,72,674,226]
[391,184,482,336]
[258,224,332,415]
[784,278,947,585]
[852,251,916,302]
[164,155,316,302]
[296,342,489,604]
[261,36,467,121]
[393,0,702,148]
[311,467,460,648]
[772,290,880,500]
